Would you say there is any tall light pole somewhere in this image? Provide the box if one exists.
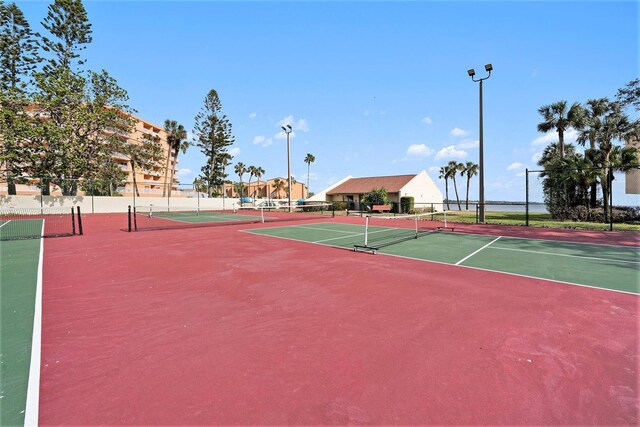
[468,63,492,223]
[281,124,293,212]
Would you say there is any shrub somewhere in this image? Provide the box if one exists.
[400,196,414,214]
[333,201,348,211]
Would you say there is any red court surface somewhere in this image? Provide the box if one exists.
[38,214,639,425]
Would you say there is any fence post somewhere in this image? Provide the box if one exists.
[525,168,529,226]
[609,168,613,232]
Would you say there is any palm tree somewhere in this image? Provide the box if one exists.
[537,100,584,158]
[253,166,265,198]
[163,119,189,197]
[447,161,463,210]
[576,98,610,207]
[234,162,246,198]
[461,161,478,211]
[246,166,257,200]
[593,106,635,220]
[439,166,451,210]
[304,153,315,198]
[272,178,285,198]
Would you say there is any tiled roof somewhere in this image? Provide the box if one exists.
[327,174,416,195]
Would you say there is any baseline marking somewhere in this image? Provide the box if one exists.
[455,236,501,266]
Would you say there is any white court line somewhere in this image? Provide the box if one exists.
[0,219,11,229]
[488,246,640,265]
[455,236,501,265]
[24,223,44,426]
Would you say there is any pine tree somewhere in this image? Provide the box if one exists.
[0,1,39,194]
[193,89,235,196]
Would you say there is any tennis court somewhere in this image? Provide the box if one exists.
[245,218,639,294]
[128,203,334,231]
[2,212,638,424]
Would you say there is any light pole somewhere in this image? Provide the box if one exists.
[468,63,492,223]
[281,124,293,212]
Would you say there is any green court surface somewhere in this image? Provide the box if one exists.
[0,237,42,426]
[0,219,43,240]
[245,222,640,294]
[152,211,263,223]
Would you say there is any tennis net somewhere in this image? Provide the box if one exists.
[353,211,449,253]
[128,203,335,232]
[0,206,82,241]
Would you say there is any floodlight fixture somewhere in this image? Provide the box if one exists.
[485,63,493,72]
[281,125,294,212]
[467,69,476,77]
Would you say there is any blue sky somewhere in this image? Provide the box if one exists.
[19,0,639,204]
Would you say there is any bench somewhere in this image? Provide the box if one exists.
[372,204,392,213]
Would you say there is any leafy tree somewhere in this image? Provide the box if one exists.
[362,187,388,207]
[29,68,134,195]
[537,100,584,158]
[162,119,188,197]
[460,161,478,211]
[439,166,450,210]
[193,89,235,196]
[83,157,126,196]
[447,160,463,210]
[537,143,579,217]
[124,132,163,197]
[304,153,315,198]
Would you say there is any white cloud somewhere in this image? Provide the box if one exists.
[228,147,240,156]
[406,144,434,157]
[435,145,467,160]
[422,116,433,125]
[176,168,192,177]
[531,129,579,146]
[451,127,468,137]
[278,115,309,133]
[507,162,524,171]
[428,166,441,175]
[253,135,274,147]
[249,112,257,119]
[456,139,479,149]
[531,152,542,163]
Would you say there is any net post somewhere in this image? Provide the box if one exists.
[364,216,369,247]
[443,210,447,229]
[133,206,138,231]
[260,206,265,223]
[71,207,76,235]
[413,213,418,237]
[128,205,132,232]
[77,206,83,235]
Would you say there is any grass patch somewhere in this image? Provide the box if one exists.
[444,210,640,232]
